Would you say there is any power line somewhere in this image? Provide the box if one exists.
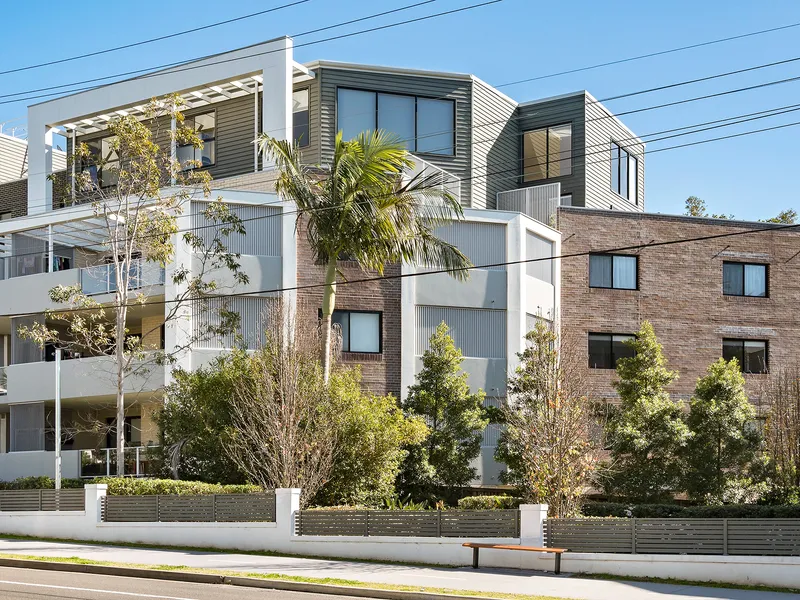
[0,0,314,77]
[0,1,501,106]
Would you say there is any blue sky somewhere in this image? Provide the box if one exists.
[1,0,798,220]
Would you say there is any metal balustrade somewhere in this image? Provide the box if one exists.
[101,492,276,523]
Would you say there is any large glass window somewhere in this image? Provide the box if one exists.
[293,89,310,148]
[523,124,572,182]
[82,135,118,188]
[589,333,635,369]
[610,142,638,203]
[723,262,767,297]
[337,88,455,155]
[589,254,637,290]
[723,339,768,374]
[177,111,216,170]
[331,310,381,353]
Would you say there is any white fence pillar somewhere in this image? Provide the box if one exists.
[275,488,301,541]
[519,503,548,547]
[84,484,107,525]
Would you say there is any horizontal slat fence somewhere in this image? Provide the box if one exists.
[102,493,275,523]
[0,489,84,512]
[296,509,520,538]
[544,518,800,556]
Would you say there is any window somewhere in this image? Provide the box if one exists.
[105,416,142,449]
[82,135,119,188]
[723,262,767,297]
[589,254,637,290]
[526,231,554,284]
[293,89,310,148]
[522,124,572,182]
[331,310,381,353]
[560,194,572,206]
[610,142,638,203]
[589,333,635,369]
[723,339,767,374]
[336,88,455,155]
[177,111,216,170]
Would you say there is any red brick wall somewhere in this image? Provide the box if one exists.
[295,219,402,397]
[558,207,800,401]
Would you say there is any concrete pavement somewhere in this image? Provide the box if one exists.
[0,537,798,600]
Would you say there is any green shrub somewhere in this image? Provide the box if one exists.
[93,478,262,496]
[582,501,800,519]
[457,495,522,510]
[0,477,84,490]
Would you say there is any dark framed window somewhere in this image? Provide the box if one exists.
[723,262,767,297]
[522,124,572,182]
[327,310,382,353]
[82,135,119,188]
[723,339,768,374]
[293,89,310,148]
[589,333,635,369]
[336,88,455,155]
[610,142,638,204]
[105,416,142,449]
[589,253,638,290]
[177,111,216,171]
[560,194,572,206]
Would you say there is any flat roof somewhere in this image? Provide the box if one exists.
[559,206,792,230]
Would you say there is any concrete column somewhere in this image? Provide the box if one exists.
[399,262,417,399]
[84,484,107,524]
[506,216,525,376]
[275,488,301,541]
[26,124,55,215]
[260,37,293,169]
[519,503,548,547]
[164,209,193,382]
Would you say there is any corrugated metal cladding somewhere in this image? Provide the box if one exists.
[317,67,473,205]
[432,221,506,270]
[190,201,281,256]
[415,306,506,358]
[470,80,518,210]
[526,231,555,284]
[192,296,272,350]
[482,396,503,447]
[11,316,43,365]
[497,183,560,226]
[10,402,45,452]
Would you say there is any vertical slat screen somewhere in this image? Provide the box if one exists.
[9,402,45,452]
[191,201,281,256]
[192,296,272,349]
[11,316,44,365]
[415,306,506,358]
[431,222,506,271]
[496,183,560,226]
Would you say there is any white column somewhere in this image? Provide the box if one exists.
[254,82,260,172]
[164,209,193,382]
[260,37,293,169]
[70,129,76,202]
[26,123,55,215]
[275,488,301,542]
[519,503,548,547]
[170,116,177,187]
[506,216,525,376]
[84,484,107,524]
[400,263,417,399]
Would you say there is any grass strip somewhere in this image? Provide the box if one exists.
[582,572,800,595]
[0,552,573,600]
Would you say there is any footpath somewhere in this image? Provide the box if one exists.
[0,537,797,600]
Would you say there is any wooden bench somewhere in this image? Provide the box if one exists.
[462,543,568,574]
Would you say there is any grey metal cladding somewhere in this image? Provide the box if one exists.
[516,94,587,207]
[317,67,472,205]
[190,201,281,256]
[416,305,506,358]
[432,221,506,271]
[584,98,645,211]
[470,79,518,209]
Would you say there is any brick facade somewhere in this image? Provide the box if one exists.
[295,220,402,397]
[558,207,800,401]
[0,178,27,218]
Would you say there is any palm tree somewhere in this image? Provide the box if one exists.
[259,130,472,382]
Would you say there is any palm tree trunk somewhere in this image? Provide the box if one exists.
[321,260,337,383]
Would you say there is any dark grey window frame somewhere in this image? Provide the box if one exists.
[521,123,573,183]
[322,309,383,354]
[722,261,768,297]
[722,338,768,374]
[588,332,636,369]
[293,88,311,148]
[178,109,217,171]
[335,87,456,156]
[610,141,638,204]
[589,253,639,290]
[81,134,119,189]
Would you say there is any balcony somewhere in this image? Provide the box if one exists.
[497,182,561,226]
[80,446,159,478]
[0,366,6,395]
[404,154,461,205]
[80,259,165,296]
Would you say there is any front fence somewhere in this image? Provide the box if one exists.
[295,509,520,538]
[0,489,85,511]
[544,518,800,556]
[101,492,276,523]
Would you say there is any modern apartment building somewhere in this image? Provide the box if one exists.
[0,36,651,485]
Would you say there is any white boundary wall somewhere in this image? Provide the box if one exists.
[0,487,798,589]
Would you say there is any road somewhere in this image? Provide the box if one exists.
[0,565,364,599]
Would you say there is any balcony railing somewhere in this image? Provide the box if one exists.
[497,182,561,227]
[80,259,165,296]
[404,154,461,204]
[0,366,6,395]
[80,446,159,478]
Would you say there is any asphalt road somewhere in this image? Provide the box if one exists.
[0,566,362,600]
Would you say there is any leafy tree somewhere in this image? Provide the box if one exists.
[259,131,471,381]
[399,322,487,497]
[604,321,689,502]
[760,366,800,503]
[495,319,598,517]
[761,209,798,224]
[684,196,732,219]
[20,96,246,475]
[314,369,428,506]
[684,358,762,503]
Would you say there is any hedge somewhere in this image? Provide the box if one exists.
[457,495,523,510]
[0,477,262,496]
[582,502,800,519]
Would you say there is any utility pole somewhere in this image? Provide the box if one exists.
[54,348,62,490]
